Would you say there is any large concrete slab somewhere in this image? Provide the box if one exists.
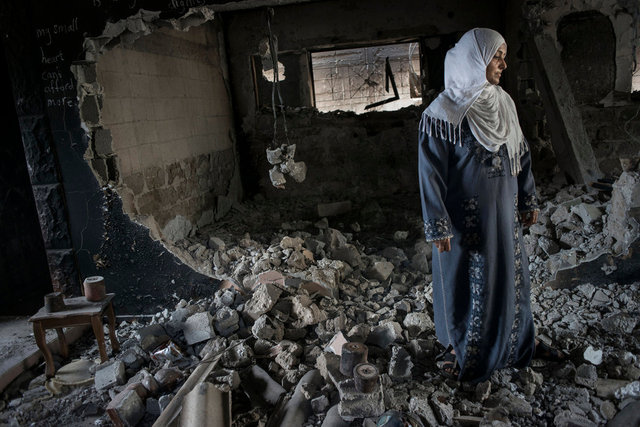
[531,34,602,184]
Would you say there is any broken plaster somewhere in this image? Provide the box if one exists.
[528,0,638,93]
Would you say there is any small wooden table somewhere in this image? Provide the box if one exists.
[29,293,120,377]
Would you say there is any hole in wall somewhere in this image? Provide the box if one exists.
[557,10,616,104]
[73,7,240,275]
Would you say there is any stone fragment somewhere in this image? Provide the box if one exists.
[430,391,454,425]
[207,236,225,251]
[596,378,630,399]
[146,397,161,416]
[475,381,491,402]
[119,345,147,371]
[214,306,240,337]
[337,378,385,421]
[154,368,184,391]
[408,395,439,427]
[365,261,394,282]
[574,364,598,389]
[251,314,283,341]
[614,380,640,399]
[601,313,637,334]
[244,283,283,320]
[137,324,170,351]
[553,409,597,427]
[182,312,215,345]
[402,312,435,337]
[571,203,603,225]
[599,400,617,420]
[291,294,328,327]
[221,342,254,369]
[274,341,303,370]
[583,346,603,365]
[366,322,402,348]
[106,387,145,427]
[95,360,126,391]
[388,346,413,381]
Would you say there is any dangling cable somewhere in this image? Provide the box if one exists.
[267,8,289,148]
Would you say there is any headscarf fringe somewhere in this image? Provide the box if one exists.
[420,113,464,146]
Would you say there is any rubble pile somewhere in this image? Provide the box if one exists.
[1,175,639,426]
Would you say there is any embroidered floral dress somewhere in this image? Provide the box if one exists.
[419,117,538,383]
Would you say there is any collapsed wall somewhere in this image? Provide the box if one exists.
[76,9,241,244]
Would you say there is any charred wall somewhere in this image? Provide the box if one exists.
[1,2,240,313]
[224,0,506,197]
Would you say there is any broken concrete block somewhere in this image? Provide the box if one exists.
[269,166,286,187]
[337,377,385,421]
[291,294,328,327]
[331,244,363,268]
[221,342,254,369]
[571,203,603,225]
[287,251,308,270]
[366,322,402,348]
[119,345,148,371]
[595,378,630,399]
[280,236,304,251]
[409,395,439,427]
[214,306,240,337]
[154,368,184,391]
[365,261,394,282]
[244,283,283,320]
[601,313,637,334]
[207,236,225,251]
[402,312,435,337]
[106,386,145,427]
[388,346,413,381]
[137,324,170,352]
[317,201,352,217]
[251,314,284,341]
[274,341,303,370]
[182,311,215,345]
[95,360,126,391]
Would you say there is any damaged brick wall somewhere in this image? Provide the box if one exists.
[87,22,239,242]
[2,2,242,312]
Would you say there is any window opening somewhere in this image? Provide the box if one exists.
[311,42,422,114]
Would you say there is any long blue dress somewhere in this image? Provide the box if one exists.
[419,117,538,383]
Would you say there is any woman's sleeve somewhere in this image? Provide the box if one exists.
[418,128,453,242]
[517,140,539,213]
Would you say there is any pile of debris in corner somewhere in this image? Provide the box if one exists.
[2,173,640,426]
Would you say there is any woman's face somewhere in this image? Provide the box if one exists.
[486,43,507,85]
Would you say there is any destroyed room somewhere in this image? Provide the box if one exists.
[1,0,640,426]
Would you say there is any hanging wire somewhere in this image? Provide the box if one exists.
[266,8,290,148]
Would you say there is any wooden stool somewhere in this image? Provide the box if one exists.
[29,293,120,377]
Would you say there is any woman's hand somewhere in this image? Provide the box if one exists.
[520,210,538,227]
[434,238,451,252]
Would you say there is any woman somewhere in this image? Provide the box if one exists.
[418,28,561,383]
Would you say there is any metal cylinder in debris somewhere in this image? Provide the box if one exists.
[340,342,368,376]
[353,362,379,393]
[44,292,65,312]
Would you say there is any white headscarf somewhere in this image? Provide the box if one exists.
[421,28,527,176]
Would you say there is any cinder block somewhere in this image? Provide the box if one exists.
[95,360,126,390]
[106,386,145,427]
[182,311,215,345]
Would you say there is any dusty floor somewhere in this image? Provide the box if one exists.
[0,176,639,426]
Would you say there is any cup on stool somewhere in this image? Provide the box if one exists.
[83,276,106,301]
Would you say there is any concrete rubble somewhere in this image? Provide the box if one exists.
[1,174,640,426]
